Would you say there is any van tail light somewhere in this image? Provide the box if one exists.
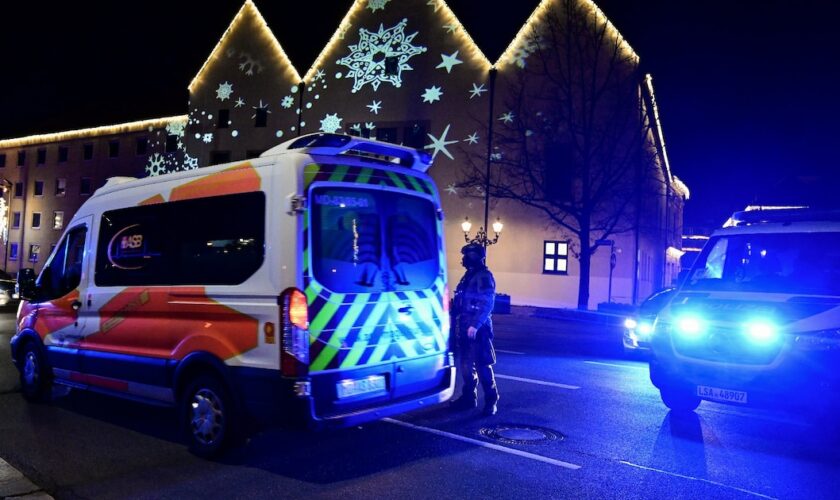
[280,288,309,377]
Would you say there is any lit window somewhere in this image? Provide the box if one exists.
[54,211,64,230]
[28,244,40,262]
[543,240,569,275]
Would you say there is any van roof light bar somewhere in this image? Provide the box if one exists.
[730,207,840,226]
[261,133,433,172]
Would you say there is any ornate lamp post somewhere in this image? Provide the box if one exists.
[461,217,504,247]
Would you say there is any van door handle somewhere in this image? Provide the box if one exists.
[71,300,82,311]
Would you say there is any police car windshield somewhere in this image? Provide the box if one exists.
[310,187,440,293]
[684,232,840,296]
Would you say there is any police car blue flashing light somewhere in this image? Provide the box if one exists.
[623,318,638,330]
[676,315,704,338]
[744,320,779,344]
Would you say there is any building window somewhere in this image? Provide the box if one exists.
[165,134,179,153]
[17,151,26,167]
[34,180,44,197]
[9,243,18,261]
[80,177,92,196]
[376,127,397,144]
[55,178,67,197]
[384,56,399,75]
[136,137,148,155]
[210,151,231,164]
[13,182,23,198]
[0,154,5,167]
[543,240,569,275]
[53,211,64,230]
[37,148,46,165]
[218,109,230,128]
[28,244,40,263]
[12,212,21,229]
[109,140,120,158]
[254,108,268,127]
[83,143,94,160]
[32,212,42,229]
[58,146,69,163]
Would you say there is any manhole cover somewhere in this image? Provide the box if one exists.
[479,424,563,445]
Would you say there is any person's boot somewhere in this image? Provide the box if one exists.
[450,394,477,411]
[482,400,498,416]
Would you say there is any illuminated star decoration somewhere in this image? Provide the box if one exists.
[235,97,245,108]
[469,83,487,99]
[443,23,458,33]
[367,0,391,12]
[337,19,427,93]
[427,0,442,12]
[422,86,443,103]
[216,81,233,101]
[251,100,271,119]
[320,113,343,133]
[499,111,515,124]
[281,95,295,108]
[367,100,382,114]
[425,124,458,160]
[313,69,326,81]
[465,132,479,144]
[202,133,214,144]
[445,183,458,195]
[436,51,463,73]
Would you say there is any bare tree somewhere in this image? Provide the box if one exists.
[461,0,660,309]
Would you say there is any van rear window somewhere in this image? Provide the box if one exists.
[310,187,439,293]
[95,192,265,286]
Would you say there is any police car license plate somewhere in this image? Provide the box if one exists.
[336,375,386,399]
[697,385,748,404]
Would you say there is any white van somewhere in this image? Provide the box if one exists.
[649,208,840,413]
[11,133,454,455]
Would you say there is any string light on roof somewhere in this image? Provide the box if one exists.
[0,116,187,149]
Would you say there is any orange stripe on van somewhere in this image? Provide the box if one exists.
[29,290,81,339]
[169,162,261,201]
[86,287,259,362]
[139,194,165,206]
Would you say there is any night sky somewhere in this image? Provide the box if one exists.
[1,0,838,228]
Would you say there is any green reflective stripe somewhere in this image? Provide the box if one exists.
[405,290,443,349]
[339,297,387,368]
[356,168,373,185]
[304,164,320,189]
[305,282,322,305]
[328,164,349,182]
[309,292,344,337]
[405,174,424,193]
[385,171,407,190]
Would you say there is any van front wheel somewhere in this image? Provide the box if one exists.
[660,385,701,412]
[19,342,52,403]
[182,375,236,457]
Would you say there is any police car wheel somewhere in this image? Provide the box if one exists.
[19,342,52,403]
[660,385,701,412]
[183,375,235,457]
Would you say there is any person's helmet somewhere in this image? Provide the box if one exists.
[461,243,486,267]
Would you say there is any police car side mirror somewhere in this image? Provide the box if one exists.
[16,268,37,301]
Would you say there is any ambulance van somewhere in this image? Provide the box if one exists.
[649,208,840,414]
[11,133,454,455]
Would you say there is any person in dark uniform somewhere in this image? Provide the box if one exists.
[450,242,499,416]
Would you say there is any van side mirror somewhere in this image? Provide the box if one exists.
[16,268,37,301]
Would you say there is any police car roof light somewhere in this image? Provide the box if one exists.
[730,208,840,226]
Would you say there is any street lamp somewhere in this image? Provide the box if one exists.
[462,216,504,246]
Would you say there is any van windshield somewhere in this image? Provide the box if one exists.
[685,232,840,295]
[310,187,440,293]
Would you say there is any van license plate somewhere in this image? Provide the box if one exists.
[697,385,748,404]
[336,375,386,399]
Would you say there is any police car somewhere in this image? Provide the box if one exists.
[649,208,840,413]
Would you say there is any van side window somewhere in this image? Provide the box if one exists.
[37,225,88,301]
[95,192,265,286]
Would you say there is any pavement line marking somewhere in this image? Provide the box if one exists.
[495,349,525,355]
[384,418,581,470]
[619,461,777,500]
[496,374,580,390]
[584,361,647,370]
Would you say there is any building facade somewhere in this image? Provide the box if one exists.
[0,0,687,309]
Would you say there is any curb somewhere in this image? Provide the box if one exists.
[0,457,52,499]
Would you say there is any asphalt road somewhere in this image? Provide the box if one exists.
[0,309,838,499]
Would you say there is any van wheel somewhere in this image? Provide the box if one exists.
[19,342,52,403]
[660,385,701,412]
[182,374,237,457]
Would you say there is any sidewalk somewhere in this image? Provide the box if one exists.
[0,458,52,499]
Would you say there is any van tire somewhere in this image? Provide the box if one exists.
[19,341,52,403]
[660,385,701,412]
[181,374,239,458]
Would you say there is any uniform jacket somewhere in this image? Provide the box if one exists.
[454,265,496,334]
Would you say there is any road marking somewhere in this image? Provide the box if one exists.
[495,349,525,355]
[584,361,647,370]
[619,461,777,500]
[496,374,580,390]
[384,418,581,470]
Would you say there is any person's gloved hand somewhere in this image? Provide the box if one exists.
[467,326,478,339]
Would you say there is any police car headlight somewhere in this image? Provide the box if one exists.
[624,318,638,330]
[636,321,654,339]
[743,320,779,344]
[675,315,705,339]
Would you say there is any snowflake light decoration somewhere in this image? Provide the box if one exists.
[469,83,487,99]
[238,52,264,76]
[422,86,443,103]
[202,133,214,144]
[337,19,427,93]
[251,100,271,119]
[183,154,199,170]
[235,97,245,108]
[320,113,343,133]
[367,100,382,114]
[145,154,167,177]
[465,132,479,145]
[216,81,233,101]
[367,0,391,12]
[281,95,295,109]
[166,121,185,137]
[425,124,458,160]
[499,111,515,124]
